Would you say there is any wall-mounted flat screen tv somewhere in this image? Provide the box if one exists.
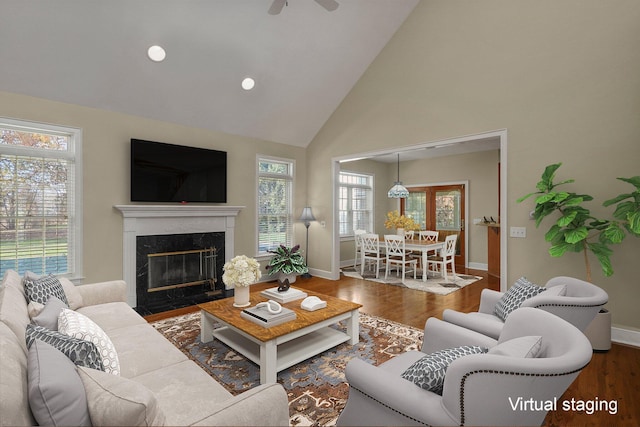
[131,139,227,203]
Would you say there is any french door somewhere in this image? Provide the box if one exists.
[401,184,465,267]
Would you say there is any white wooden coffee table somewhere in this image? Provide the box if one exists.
[199,291,361,384]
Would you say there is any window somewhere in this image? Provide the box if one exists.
[0,118,82,278]
[257,157,294,254]
[339,171,373,237]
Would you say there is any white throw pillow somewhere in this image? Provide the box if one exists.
[489,335,543,358]
[58,308,120,375]
[59,277,84,310]
[540,284,567,298]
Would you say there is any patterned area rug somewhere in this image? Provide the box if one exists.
[151,312,423,426]
[341,266,482,295]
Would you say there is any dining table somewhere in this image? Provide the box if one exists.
[382,237,444,282]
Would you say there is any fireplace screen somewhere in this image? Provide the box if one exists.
[147,247,217,292]
[135,232,225,314]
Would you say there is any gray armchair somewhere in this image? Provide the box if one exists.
[337,307,593,426]
[442,276,608,339]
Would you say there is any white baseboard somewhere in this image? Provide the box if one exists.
[340,259,358,268]
[307,267,334,280]
[468,262,488,271]
[612,326,640,348]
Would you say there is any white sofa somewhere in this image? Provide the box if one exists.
[0,269,289,426]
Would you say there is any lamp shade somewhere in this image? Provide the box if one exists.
[388,153,409,198]
[388,182,409,198]
[299,207,316,223]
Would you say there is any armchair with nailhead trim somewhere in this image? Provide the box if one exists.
[442,276,608,340]
[337,307,592,426]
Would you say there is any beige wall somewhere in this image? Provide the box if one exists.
[0,91,307,283]
[2,1,638,332]
[339,150,499,267]
[306,0,640,330]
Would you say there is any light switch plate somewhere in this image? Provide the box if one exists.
[510,226,527,238]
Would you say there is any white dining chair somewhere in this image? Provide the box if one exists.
[418,230,439,242]
[360,234,383,278]
[384,234,417,282]
[353,229,367,268]
[426,234,457,281]
[416,230,439,270]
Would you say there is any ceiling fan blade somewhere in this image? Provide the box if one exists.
[315,0,339,12]
[268,0,287,15]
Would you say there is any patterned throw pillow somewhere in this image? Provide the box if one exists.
[24,274,69,306]
[58,308,120,376]
[493,277,545,321]
[401,345,488,395]
[25,324,104,371]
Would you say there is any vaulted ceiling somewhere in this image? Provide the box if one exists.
[0,0,419,147]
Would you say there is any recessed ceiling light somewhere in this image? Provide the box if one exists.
[147,45,166,62]
[241,77,255,90]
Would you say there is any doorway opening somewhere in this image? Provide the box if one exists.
[331,129,508,291]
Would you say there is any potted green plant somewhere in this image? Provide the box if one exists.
[518,163,640,350]
[265,244,309,285]
[517,163,640,280]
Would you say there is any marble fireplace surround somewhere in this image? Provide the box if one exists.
[115,205,243,307]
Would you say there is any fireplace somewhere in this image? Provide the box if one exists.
[115,205,243,312]
[135,232,225,314]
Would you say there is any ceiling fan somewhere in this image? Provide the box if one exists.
[268,0,339,15]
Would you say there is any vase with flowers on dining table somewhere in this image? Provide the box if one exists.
[222,255,262,308]
[384,210,419,237]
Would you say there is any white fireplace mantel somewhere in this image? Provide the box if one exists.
[115,204,244,219]
[115,205,244,307]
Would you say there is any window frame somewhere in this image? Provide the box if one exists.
[0,117,83,280]
[256,155,295,256]
[338,170,374,238]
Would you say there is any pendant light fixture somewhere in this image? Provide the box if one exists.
[387,153,409,198]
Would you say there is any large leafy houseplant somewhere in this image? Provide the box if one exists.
[517,163,640,281]
[265,244,309,276]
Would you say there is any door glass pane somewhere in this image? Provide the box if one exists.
[435,190,460,231]
[405,192,426,229]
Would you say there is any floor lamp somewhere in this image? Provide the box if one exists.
[299,207,316,278]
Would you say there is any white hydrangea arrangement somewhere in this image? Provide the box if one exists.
[222,255,262,288]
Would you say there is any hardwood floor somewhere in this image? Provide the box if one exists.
[145,269,640,426]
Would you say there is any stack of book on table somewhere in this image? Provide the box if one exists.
[241,305,297,328]
[260,287,307,303]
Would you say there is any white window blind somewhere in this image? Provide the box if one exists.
[257,157,293,254]
[339,171,373,236]
[0,119,81,278]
